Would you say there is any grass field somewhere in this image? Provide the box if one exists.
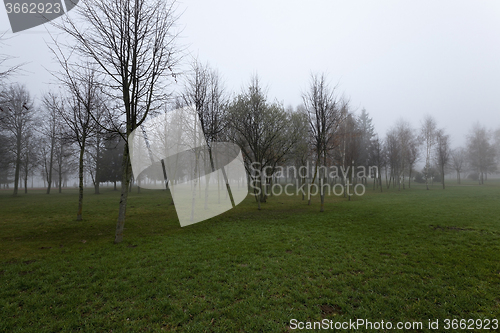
[1,182,499,332]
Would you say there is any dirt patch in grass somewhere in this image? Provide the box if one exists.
[430,225,474,231]
[320,304,342,317]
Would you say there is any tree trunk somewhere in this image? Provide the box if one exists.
[408,166,413,189]
[308,161,319,206]
[77,144,85,221]
[320,154,326,212]
[256,175,261,210]
[13,132,21,196]
[379,168,383,193]
[58,167,62,193]
[46,136,55,194]
[24,172,28,194]
[115,143,132,243]
[442,166,445,189]
[94,135,101,194]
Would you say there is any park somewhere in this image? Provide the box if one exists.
[1,0,500,331]
[1,180,499,331]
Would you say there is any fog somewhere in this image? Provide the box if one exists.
[1,0,500,147]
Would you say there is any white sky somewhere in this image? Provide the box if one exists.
[1,0,499,147]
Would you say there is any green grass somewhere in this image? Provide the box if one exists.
[1,182,500,332]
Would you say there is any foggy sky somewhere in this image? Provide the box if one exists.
[1,0,499,147]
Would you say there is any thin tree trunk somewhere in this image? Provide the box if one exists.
[442,166,445,189]
[115,143,132,244]
[24,172,28,194]
[77,144,85,221]
[320,154,326,212]
[308,159,319,206]
[58,167,62,193]
[13,133,21,196]
[94,135,100,194]
[408,167,412,189]
[379,168,383,193]
[257,174,261,210]
[46,137,55,194]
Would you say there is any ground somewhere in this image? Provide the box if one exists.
[1,181,499,332]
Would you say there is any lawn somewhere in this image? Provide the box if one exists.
[0,182,499,332]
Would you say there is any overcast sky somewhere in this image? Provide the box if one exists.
[1,0,499,147]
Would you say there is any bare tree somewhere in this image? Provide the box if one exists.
[20,131,39,193]
[420,115,437,190]
[357,108,376,183]
[466,124,497,184]
[50,62,105,220]
[368,134,385,192]
[41,93,64,194]
[494,128,500,172]
[57,0,182,242]
[288,106,310,200]
[302,74,345,211]
[0,133,13,187]
[394,120,413,190]
[450,147,466,184]
[182,60,229,165]
[53,137,73,193]
[434,128,451,189]
[0,32,24,81]
[180,60,231,207]
[0,84,34,196]
[358,108,375,174]
[406,133,420,189]
[336,111,360,199]
[86,130,105,194]
[229,76,296,209]
[384,129,399,189]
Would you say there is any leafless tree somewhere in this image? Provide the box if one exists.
[434,128,451,189]
[0,133,13,187]
[302,74,345,211]
[393,120,419,190]
[336,111,360,199]
[394,120,412,190]
[0,32,24,81]
[384,129,399,189]
[49,61,106,220]
[20,131,39,193]
[229,76,297,209]
[406,134,420,189]
[56,0,182,242]
[368,134,385,192]
[420,115,437,190]
[357,108,376,183]
[494,127,500,171]
[180,60,231,207]
[0,84,34,196]
[41,93,64,194]
[53,137,73,193]
[450,147,466,184]
[466,124,497,184]
[182,60,229,164]
[288,106,310,200]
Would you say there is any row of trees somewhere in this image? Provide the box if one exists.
[1,0,499,243]
[0,84,124,197]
